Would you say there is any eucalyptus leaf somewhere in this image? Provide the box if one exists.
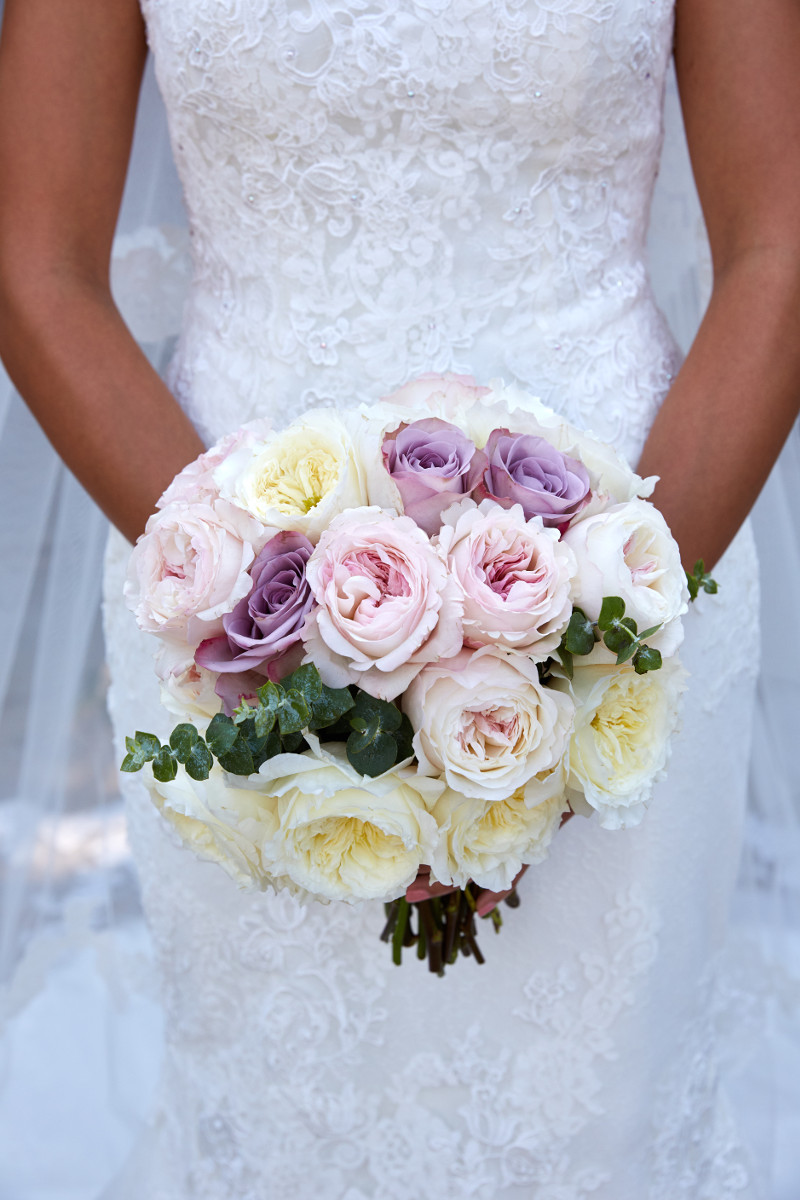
[395,713,415,762]
[557,643,574,680]
[281,663,354,728]
[206,714,240,757]
[598,596,625,630]
[185,740,213,780]
[351,690,402,733]
[170,723,201,762]
[121,731,162,773]
[347,728,397,777]
[152,745,178,783]
[564,609,594,656]
[615,641,639,666]
[277,689,311,736]
[217,735,256,777]
[632,645,663,674]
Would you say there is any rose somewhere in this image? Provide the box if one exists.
[302,506,463,700]
[381,418,488,536]
[473,382,656,507]
[430,768,567,892]
[155,641,221,722]
[562,498,688,655]
[474,428,591,528]
[436,498,576,658]
[559,651,687,829]
[147,763,282,891]
[124,499,262,643]
[404,645,574,803]
[195,531,314,689]
[156,421,272,509]
[381,371,491,420]
[213,409,369,539]
[258,736,443,902]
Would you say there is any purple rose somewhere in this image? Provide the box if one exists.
[382,418,488,536]
[195,530,315,711]
[474,429,591,528]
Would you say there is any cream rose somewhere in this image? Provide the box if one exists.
[124,498,262,644]
[563,498,688,655]
[404,646,574,802]
[436,498,576,658]
[147,764,282,891]
[561,652,687,829]
[258,737,443,902]
[213,409,369,539]
[155,641,221,723]
[430,767,568,891]
[302,506,463,700]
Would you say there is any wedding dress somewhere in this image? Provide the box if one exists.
[101,2,763,1196]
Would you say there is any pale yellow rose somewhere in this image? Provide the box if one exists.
[431,765,568,891]
[213,409,369,540]
[561,651,687,829]
[258,736,444,902]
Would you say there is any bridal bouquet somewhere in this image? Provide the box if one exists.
[122,373,714,973]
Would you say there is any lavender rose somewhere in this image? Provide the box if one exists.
[195,531,315,706]
[382,418,488,537]
[475,428,591,528]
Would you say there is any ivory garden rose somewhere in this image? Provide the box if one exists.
[561,651,687,829]
[436,497,576,657]
[563,497,688,655]
[213,409,369,540]
[258,737,443,903]
[302,506,463,700]
[404,645,574,803]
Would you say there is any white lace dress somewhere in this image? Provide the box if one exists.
[103,2,762,1196]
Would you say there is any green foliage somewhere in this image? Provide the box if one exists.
[686,559,718,602]
[121,663,409,786]
[556,596,665,677]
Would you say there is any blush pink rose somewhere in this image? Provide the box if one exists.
[301,507,463,700]
[436,498,576,659]
[404,645,574,803]
[382,372,491,419]
[125,499,262,644]
[157,420,272,509]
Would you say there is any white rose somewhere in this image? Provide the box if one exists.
[155,641,221,723]
[561,652,687,829]
[436,498,576,658]
[213,408,369,540]
[563,497,688,655]
[147,764,282,891]
[258,736,443,902]
[124,498,262,644]
[430,766,568,891]
[404,645,574,803]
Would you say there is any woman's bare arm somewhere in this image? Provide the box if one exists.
[0,0,204,544]
[637,0,800,570]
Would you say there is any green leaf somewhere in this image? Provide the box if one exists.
[686,559,719,602]
[280,731,305,754]
[638,624,662,640]
[205,713,240,758]
[184,740,213,781]
[249,680,283,738]
[563,609,595,656]
[603,623,636,655]
[557,643,574,680]
[121,731,162,772]
[217,735,256,777]
[346,728,398,777]
[277,689,311,736]
[280,663,354,729]
[632,645,663,674]
[169,723,201,762]
[395,713,415,763]
[598,596,625,630]
[392,897,409,966]
[351,690,402,733]
[152,745,178,783]
[615,641,639,666]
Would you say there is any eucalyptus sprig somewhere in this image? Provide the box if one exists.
[557,596,663,678]
[686,559,718,602]
[121,663,413,783]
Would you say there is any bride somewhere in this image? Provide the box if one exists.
[0,0,799,1195]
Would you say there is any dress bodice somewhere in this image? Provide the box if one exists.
[141,0,681,462]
